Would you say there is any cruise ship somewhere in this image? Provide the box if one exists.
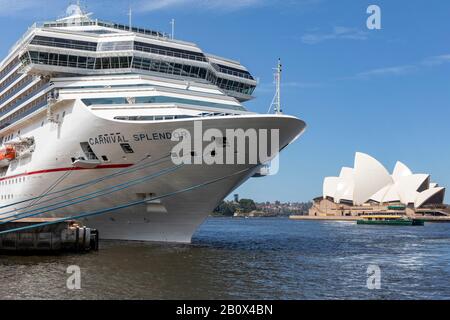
[0,4,306,243]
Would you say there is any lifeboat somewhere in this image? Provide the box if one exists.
[0,146,16,167]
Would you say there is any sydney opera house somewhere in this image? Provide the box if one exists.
[309,153,448,218]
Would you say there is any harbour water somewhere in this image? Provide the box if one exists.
[1,217,450,300]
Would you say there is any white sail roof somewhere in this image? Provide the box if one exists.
[323,177,339,199]
[353,152,393,205]
[334,167,354,203]
[392,161,413,182]
[415,188,445,208]
[322,153,445,208]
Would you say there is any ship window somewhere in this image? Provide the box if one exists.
[120,143,134,154]
[80,142,99,160]
[78,56,87,68]
[38,52,48,63]
[81,96,245,111]
[111,57,120,69]
[69,55,78,68]
[101,57,111,69]
[30,36,97,52]
[119,57,131,68]
[59,54,68,67]
[213,63,254,80]
[87,57,95,69]
[47,53,57,66]
[134,41,207,62]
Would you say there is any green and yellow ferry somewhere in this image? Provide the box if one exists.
[357,215,424,226]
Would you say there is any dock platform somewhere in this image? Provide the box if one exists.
[289,215,450,223]
[0,218,99,253]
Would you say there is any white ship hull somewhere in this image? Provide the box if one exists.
[0,99,305,243]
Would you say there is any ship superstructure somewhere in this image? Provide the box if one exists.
[0,5,306,242]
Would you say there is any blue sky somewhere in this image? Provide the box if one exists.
[1,0,449,203]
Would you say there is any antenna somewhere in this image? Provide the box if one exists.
[170,19,175,39]
[128,6,132,31]
[268,58,283,114]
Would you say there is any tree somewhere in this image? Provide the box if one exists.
[214,201,236,216]
[239,199,257,213]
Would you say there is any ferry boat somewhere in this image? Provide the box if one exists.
[0,4,306,242]
[357,215,424,226]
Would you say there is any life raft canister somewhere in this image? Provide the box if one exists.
[0,145,16,165]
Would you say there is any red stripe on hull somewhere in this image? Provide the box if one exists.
[0,164,133,182]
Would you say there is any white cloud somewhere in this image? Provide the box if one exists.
[301,26,368,44]
[350,53,450,80]
[137,0,264,12]
[421,54,450,67]
[354,65,417,79]
[257,81,322,93]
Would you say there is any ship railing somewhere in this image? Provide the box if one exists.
[29,39,97,52]
[0,76,34,106]
[9,24,37,55]
[211,63,254,80]
[218,68,255,80]
[0,72,23,94]
[134,44,207,62]
[40,19,169,39]
[0,83,51,121]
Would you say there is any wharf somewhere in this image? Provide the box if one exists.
[0,218,98,253]
[289,215,450,223]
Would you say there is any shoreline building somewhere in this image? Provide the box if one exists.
[309,153,447,218]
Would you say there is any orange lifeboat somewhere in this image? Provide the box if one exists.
[0,146,16,167]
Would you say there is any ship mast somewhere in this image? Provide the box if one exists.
[128,7,132,31]
[170,19,175,39]
[269,59,283,114]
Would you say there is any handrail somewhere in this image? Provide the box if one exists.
[30,39,96,52]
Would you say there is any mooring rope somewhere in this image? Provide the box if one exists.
[0,163,184,224]
[0,166,257,235]
[0,153,171,211]
[22,167,75,210]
